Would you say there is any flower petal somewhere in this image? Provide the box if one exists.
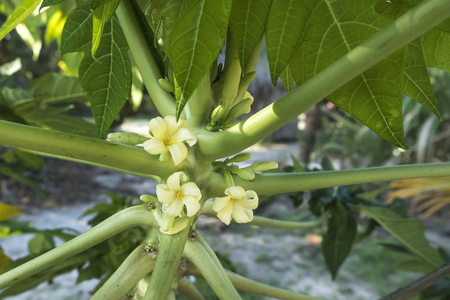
[213,196,231,212]
[225,186,247,199]
[143,138,167,155]
[163,199,184,216]
[168,143,188,165]
[242,190,259,209]
[183,195,201,216]
[156,184,177,203]
[172,127,197,146]
[148,117,167,139]
[181,182,202,200]
[216,202,233,225]
[164,115,182,137]
[232,204,253,223]
[167,171,186,191]
[161,217,189,235]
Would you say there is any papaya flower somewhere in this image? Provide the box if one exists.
[156,171,202,217]
[213,186,258,225]
[143,116,196,165]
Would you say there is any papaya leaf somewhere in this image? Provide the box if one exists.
[141,0,190,53]
[290,0,410,149]
[421,29,450,73]
[321,200,357,279]
[0,0,41,41]
[0,247,11,275]
[359,205,444,270]
[403,39,441,120]
[169,0,232,119]
[229,0,272,74]
[265,0,309,86]
[91,0,116,10]
[92,0,121,55]
[279,64,294,93]
[61,3,93,55]
[62,3,131,138]
[40,0,67,10]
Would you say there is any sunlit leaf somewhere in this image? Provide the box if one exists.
[62,3,131,138]
[421,29,450,73]
[290,0,408,149]
[0,0,41,41]
[279,64,294,93]
[360,205,444,269]
[169,0,232,118]
[229,0,272,74]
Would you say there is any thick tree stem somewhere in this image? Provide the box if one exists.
[196,0,450,159]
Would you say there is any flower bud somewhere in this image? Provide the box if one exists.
[225,153,252,163]
[237,168,255,181]
[107,132,148,145]
[244,161,279,173]
[210,105,226,124]
[225,98,253,122]
[233,71,256,105]
[222,58,241,110]
[158,78,174,93]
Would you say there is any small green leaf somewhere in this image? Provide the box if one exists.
[229,0,272,73]
[321,200,357,279]
[169,0,232,118]
[360,205,444,270]
[0,0,41,41]
[265,0,309,85]
[92,0,121,55]
[28,233,55,255]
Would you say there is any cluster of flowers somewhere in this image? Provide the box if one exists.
[142,116,258,234]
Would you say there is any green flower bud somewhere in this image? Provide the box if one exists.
[158,78,174,93]
[223,120,240,128]
[225,153,252,163]
[211,105,226,123]
[140,194,158,204]
[237,168,255,181]
[244,161,279,173]
[108,132,148,145]
[230,165,240,174]
[225,98,253,122]
[222,58,241,110]
[233,71,256,105]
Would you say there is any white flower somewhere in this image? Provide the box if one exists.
[156,171,202,217]
[143,116,197,165]
[212,186,258,225]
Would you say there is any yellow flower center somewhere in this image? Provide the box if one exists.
[163,138,171,147]
[176,192,184,199]
[230,198,238,203]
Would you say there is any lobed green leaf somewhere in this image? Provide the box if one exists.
[169,0,232,119]
[229,0,272,74]
[92,0,121,55]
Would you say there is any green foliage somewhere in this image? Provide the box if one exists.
[61,2,131,138]
[0,0,41,41]
[321,199,357,280]
[0,73,96,137]
[169,0,232,118]
[91,0,121,55]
